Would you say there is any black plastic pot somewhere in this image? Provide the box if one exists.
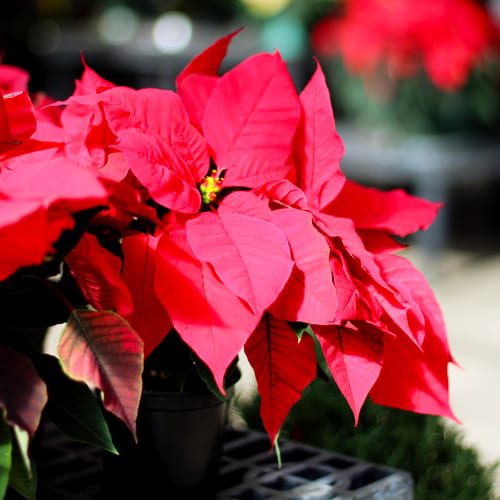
[137,388,228,499]
[103,385,235,499]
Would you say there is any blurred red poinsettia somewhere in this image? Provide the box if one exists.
[312,0,500,90]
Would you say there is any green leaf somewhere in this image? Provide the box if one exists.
[0,416,12,499]
[35,354,117,454]
[289,322,310,342]
[9,426,36,500]
[300,326,332,382]
[191,353,228,403]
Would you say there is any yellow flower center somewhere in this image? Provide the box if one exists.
[200,170,223,204]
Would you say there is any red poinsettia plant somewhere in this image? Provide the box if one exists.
[0,32,456,497]
[312,0,499,91]
[312,0,500,133]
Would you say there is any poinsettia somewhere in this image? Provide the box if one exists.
[312,0,499,90]
[0,33,453,480]
[11,32,454,460]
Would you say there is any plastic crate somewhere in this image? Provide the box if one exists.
[17,422,413,499]
[217,428,413,499]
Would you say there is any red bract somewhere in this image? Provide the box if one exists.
[312,0,499,90]
[54,33,455,444]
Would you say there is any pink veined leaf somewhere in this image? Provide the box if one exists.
[58,310,144,441]
[325,180,441,237]
[253,180,309,210]
[155,229,260,392]
[218,191,273,221]
[118,130,202,213]
[185,212,294,315]
[245,314,317,444]
[176,74,218,131]
[203,52,301,188]
[65,233,133,317]
[268,208,338,324]
[122,233,172,359]
[0,346,48,439]
[296,60,345,211]
[314,324,383,424]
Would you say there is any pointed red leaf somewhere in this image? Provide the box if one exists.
[186,212,293,314]
[245,315,316,443]
[253,180,309,210]
[58,310,144,440]
[268,208,338,324]
[155,229,259,391]
[74,56,115,95]
[203,52,300,187]
[122,233,172,359]
[370,328,456,420]
[296,61,345,210]
[326,180,441,237]
[314,324,383,423]
[0,347,48,439]
[377,254,453,362]
[176,29,242,129]
[65,233,133,317]
[176,29,242,86]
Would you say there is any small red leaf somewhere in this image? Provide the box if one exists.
[176,29,242,86]
[326,180,441,237]
[269,208,338,324]
[253,180,309,210]
[296,61,345,210]
[245,314,316,443]
[122,233,172,359]
[314,324,383,423]
[0,346,48,439]
[58,310,144,440]
[65,233,133,317]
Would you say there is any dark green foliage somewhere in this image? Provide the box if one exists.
[241,379,499,500]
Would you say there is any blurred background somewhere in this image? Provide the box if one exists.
[2,0,499,496]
